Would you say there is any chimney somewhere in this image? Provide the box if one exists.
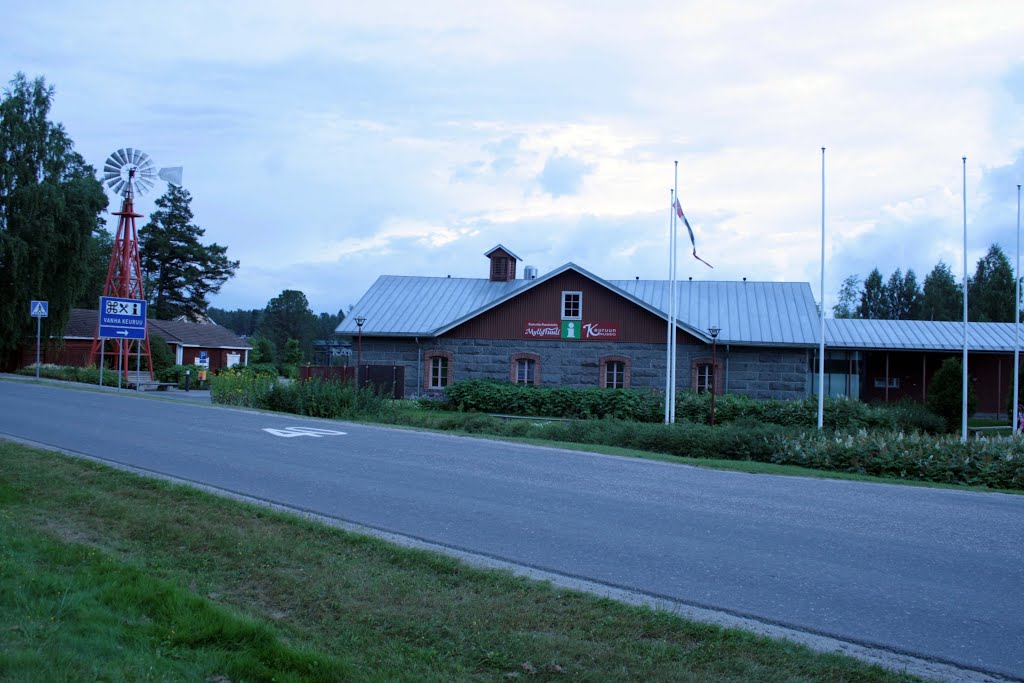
[484,244,522,282]
[524,265,538,280]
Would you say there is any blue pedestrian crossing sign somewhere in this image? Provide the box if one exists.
[30,301,48,318]
[98,296,147,340]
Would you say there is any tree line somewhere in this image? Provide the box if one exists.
[833,244,1020,323]
[209,293,347,366]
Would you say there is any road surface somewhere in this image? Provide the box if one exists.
[1,380,1021,680]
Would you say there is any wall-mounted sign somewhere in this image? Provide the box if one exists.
[524,321,560,338]
[525,321,620,340]
[580,322,620,340]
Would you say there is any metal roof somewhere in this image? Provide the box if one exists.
[337,275,532,336]
[338,267,1024,352]
[827,318,1021,352]
[338,267,821,346]
[612,280,820,346]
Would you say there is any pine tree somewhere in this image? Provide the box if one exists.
[885,268,922,320]
[968,244,1015,322]
[0,73,107,365]
[140,185,239,321]
[921,261,962,321]
[859,269,887,319]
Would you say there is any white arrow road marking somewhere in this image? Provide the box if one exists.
[262,427,348,438]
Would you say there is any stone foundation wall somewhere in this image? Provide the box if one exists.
[359,338,810,401]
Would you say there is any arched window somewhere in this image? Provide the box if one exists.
[691,356,722,395]
[424,350,453,390]
[599,355,630,389]
[510,352,541,385]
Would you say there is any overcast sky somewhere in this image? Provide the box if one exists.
[3,1,1023,316]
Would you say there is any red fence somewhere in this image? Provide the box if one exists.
[299,365,405,400]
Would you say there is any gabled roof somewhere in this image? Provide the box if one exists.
[827,318,1021,352]
[62,309,251,349]
[483,244,522,261]
[337,264,820,346]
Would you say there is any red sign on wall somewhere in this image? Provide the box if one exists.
[581,322,619,340]
[524,321,561,338]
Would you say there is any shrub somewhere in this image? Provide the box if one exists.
[443,380,662,422]
[156,364,208,389]
[926,358,978,432]
[246,362,278,377]
[249,334,276,364]
[148,334,175,374]
[209,374,396,421]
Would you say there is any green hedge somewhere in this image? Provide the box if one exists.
[210,373,395,420]
[437,380,945,433]
[15,364,120,388]
[441,380,663,422]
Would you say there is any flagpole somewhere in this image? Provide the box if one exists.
[817,147,826,430]
[671,161,679,423]
[1015,183,1021,434]
[961,156,968,443]
[665,188,674,424]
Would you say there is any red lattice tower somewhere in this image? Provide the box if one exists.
[90,163,153,379]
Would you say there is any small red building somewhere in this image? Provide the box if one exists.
[18,309,250,372]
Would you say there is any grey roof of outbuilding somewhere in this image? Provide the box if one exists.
[827,318,1021,352]
[338,265,821,346]
[62,309,251,349]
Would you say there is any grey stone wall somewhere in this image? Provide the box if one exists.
[359,337,810,401]
[722,347,810,400]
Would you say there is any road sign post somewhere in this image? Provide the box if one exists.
[30,301,48,380]
[98,296,147,389]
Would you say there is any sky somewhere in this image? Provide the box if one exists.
[3,1,1023,317]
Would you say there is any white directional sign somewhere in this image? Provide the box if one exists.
[262,427,347,438]
[30,301,48,318]
[98,296,147,340]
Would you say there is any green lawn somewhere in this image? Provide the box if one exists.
[0,441,922,682]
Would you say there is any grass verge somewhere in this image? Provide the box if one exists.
[0,441,921,682]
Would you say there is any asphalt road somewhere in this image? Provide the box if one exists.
[1,380,1022,680]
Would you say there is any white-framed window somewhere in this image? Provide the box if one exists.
[562,291,582,320]
[605,361,625,389]
[696,363,714,394]
[431,356,449,388]
[510,353,541,386]
[516,359,535,384]
[873,377,900,389]
[424,350,453,390]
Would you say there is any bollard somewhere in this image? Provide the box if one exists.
[185,369,191,392]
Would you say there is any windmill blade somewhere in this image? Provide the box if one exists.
[158,167,183,185]
[103,171,120,182]
[103,160,121,174]
[136,177,154,194]
[127,148,138,165]
[115,148,130,166]
[112,179,127,196]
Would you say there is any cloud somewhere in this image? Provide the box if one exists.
[537,154,594,198]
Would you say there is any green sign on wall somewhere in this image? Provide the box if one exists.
[561,321,581,340]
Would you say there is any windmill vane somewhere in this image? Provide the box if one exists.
[101,147,182,197]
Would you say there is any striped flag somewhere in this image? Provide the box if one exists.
[673,197,713,268]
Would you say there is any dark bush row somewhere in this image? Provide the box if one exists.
[210,373,395,420]
[435,380,946,433]
[441,380,663,422]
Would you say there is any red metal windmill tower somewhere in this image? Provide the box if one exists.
[90,148,157,379]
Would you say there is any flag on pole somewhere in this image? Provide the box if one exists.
[673,197,713,268]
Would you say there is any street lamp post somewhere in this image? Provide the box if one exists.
[708,326,720,427]
[355,316,366,389]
